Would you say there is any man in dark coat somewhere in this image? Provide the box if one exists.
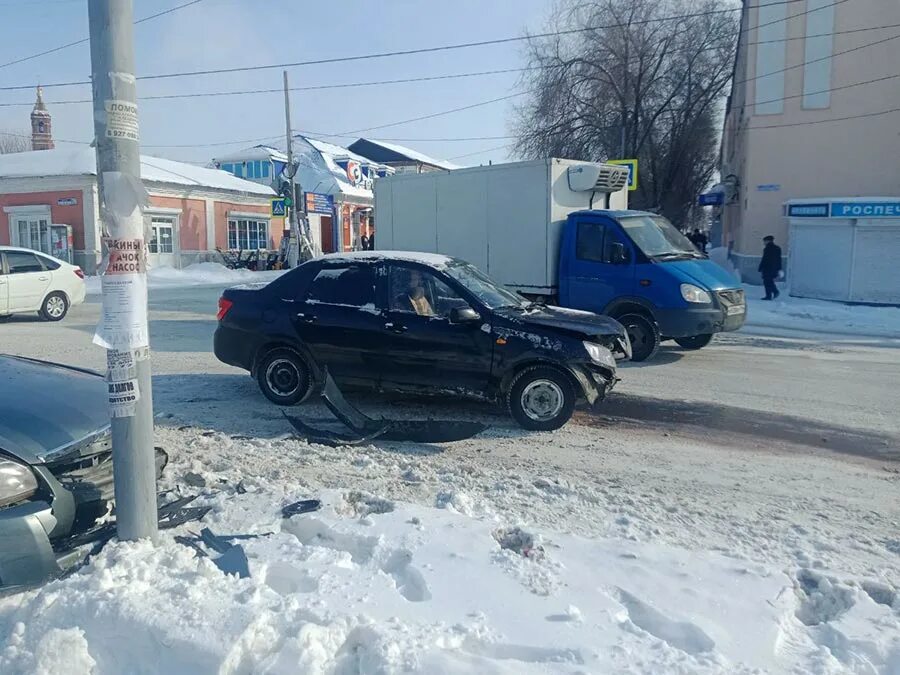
[758,235,782,300]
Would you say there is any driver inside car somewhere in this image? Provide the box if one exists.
[403,270,434,316]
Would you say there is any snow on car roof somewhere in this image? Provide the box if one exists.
[320,251,455,267]
[0,147,275,196]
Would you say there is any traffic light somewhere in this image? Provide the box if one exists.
[279,181,294,208]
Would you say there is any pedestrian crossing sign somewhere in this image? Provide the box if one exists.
[271,198,286,217]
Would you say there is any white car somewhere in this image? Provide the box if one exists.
[0,246,86,321]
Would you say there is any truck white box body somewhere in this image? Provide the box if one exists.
[374,158,629,295]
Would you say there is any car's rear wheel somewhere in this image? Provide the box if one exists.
[674,333,714,350]
[256,349,312,406]
[40,292,68,321]
[507,365,576,431]
[616,312,660,362]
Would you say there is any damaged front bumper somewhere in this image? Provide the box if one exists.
[570,363,618,406]
[0,500,82,587]
[0,446,170,589]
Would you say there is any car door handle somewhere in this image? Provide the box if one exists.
[296,312,316,323]
[38,276,49,281]
[384,321,407,333]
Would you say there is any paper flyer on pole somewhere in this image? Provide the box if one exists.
[93,237,150,350]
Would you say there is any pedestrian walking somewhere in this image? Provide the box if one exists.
[758,235,782,300]
[690,228,708,252]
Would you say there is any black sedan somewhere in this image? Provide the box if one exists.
[214,252,631,430]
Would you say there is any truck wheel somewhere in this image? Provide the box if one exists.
[617,313,660,362]
[674,334,713,350]
[256,349,312,406]
[507,365,576,431]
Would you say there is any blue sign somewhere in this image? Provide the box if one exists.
[305,192,334,214]
[787,203,828,217]
[756,183,781,192]
[271,198,286,217]
[698,192,723,206]
[830,202,900,218]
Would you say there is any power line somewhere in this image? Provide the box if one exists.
[446,143,515,161]
[734,32,900,88]
[335,91,528,136]
[0,0,208,70]
[0,0,816,91]
[2,17,897,107]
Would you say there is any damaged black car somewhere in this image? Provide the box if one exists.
[0,355,167,589]
[214,252,631,431]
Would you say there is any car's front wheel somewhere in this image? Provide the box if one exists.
[674,333,714,350]
[507,365,577,431]
[40,292,69,321]
[256,349,312,406]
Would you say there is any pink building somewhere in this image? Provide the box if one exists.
[718,0,900,282]
[0,148,279,274]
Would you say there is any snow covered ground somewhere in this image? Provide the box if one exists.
[744,286,900,338]
[84,263,284,294]
[1,403,898,674]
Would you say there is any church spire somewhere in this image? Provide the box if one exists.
[31,86,53,150]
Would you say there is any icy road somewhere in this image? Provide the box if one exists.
[0,282,898,674]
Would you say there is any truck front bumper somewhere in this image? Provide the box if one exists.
[655,305,746,338]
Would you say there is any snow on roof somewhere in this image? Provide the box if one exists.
[212,145,288,164]
[321,251,454,267]
[304,138,378,166]
[0,147,274,196]
[290,137,376,201]
[358,139,460,170]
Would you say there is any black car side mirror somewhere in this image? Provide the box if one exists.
[611,242,629,265]
[450,306,481,324]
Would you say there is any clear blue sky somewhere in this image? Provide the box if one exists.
[0,0,551,166]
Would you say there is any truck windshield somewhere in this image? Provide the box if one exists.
[445,262,525,309]
[619,215,703,260]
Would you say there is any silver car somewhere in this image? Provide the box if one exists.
[0,355,166,588]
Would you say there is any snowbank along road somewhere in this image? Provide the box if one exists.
[0,281,898,674]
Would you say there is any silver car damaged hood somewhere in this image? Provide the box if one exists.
[0,356,110,465]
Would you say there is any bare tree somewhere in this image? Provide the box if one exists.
[0,131,31,154]
[514,0,737,227]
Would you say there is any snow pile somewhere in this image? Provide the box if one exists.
[85,263,284,294]
[744,285,900,337]
[9,486,896,674]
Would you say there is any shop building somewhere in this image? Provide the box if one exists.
[348,138,458,174]
[718,0,900,282]
[0,147,277,273]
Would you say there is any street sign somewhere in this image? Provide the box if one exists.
[305,192,334,214]
[608,159,638,191]
[271,198,286,217]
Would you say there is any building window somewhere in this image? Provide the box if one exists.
[227,218,269,250]
[220,163,233,173]
[261,162,270,178]
[148,217,175,253]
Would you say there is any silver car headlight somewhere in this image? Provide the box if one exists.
[0,458,38,508]
[680,283,712,304]
[583,341,617,369]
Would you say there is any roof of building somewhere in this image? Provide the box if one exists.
[211,145,289,164]
[0,147,274,196]
[349,138,459,171]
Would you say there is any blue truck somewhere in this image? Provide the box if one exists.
[374,158,746,361]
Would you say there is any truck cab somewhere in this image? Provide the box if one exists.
[558,210,746,361]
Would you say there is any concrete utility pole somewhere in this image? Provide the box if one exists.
[283,70,315,265]
[283,71,302,268]
[88,0,158,541]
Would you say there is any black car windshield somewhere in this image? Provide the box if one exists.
[619,215,702,259]
[444,262,525,309]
